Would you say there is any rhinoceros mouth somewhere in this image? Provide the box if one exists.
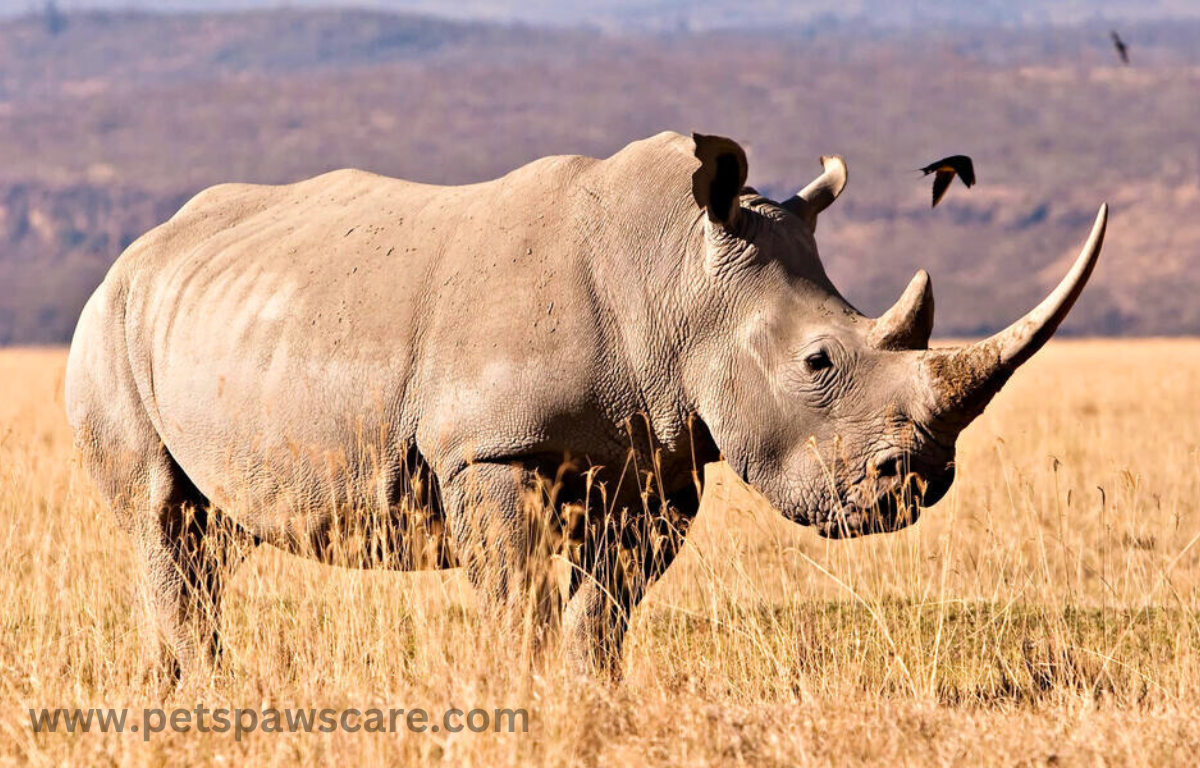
[816,491,919,539]
[815,466,953,539]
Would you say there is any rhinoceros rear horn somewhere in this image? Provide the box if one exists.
[870,270,935,350]
[692,133,749,226]
[925,204,1108,422]
[781,155,847,231]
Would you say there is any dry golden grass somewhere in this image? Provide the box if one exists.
[3,340,1200,765]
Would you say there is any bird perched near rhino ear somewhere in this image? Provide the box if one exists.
[919,155,975,208]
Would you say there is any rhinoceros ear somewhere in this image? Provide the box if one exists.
[691,133,748,227]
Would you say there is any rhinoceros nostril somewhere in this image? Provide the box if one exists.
[871,453,906,480]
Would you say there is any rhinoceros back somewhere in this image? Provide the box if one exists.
[68,143,658,531]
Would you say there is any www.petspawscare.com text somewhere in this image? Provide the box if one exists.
[29,705,529,741]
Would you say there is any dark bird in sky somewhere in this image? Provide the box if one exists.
[1111,30,1130,65]
[918,155,975,208]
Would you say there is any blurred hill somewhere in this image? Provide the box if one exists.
[1,7,1199,343]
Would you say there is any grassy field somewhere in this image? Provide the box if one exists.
[3,340,1200,765]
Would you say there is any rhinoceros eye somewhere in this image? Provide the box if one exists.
[804,350,832,373]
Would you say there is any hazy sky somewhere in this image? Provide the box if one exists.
[4,0,1199,30]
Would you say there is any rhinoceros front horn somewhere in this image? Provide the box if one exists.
[925,204,1108,423]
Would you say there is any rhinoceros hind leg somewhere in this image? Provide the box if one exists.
[68,282,257,689]
[130,483,256,690]
[76,421,256,689]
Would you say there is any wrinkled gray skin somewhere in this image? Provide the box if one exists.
[66,132,1107,683]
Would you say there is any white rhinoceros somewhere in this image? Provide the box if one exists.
[66,132,1106,681]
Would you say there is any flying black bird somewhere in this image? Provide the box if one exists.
[1111,30,1129,65]
[918,155,975,208]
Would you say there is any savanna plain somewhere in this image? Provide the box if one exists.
[3,339,1200,766]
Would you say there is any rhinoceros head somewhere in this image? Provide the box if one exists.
[683,133,1106,538]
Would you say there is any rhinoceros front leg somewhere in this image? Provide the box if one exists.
[442,462,562,655]
[562,486,699,678]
